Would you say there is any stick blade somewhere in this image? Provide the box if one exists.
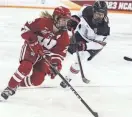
[124,56,132,61]
[94,112,98,117]
[82,77,90,84]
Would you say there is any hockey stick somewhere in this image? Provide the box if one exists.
[71,29,90,84]
[76,48,90,83]
[124,56,132,61]
[42,56,98,117]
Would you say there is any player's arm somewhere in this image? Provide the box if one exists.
[68,17,109,54]
[67,6,90,31]
[67,6,86,31]
[97,16,110,36]
[76,6,87,18]
[47,46,68,79]
[21,18,43,54]
[21,18,40,43]
[48,34,70,79]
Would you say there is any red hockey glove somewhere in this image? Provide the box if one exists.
[29,41,43,55]
[49,59,62,79]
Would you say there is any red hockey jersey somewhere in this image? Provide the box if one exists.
[21,17,70,61]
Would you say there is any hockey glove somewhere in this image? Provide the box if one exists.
[29,40,43,55]
[49,59,62,79]
[21,30,43,55]
[68,41,87,54]
[77,41,87,51]
[67,15,80,31]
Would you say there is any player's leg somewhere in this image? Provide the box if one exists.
[60,41,104,88]
[20,59,50,87]
[60,51,89,88]
[1,43,40,100]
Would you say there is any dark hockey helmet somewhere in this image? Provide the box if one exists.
[92,1,107,24]
[93,1,107,15]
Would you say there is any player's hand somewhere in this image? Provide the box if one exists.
[49,59,62,79]
[29,40,43,55]
[68,41,87,54]
[77,41,87,51]
[67,15,80,31]
[68,43,77,54]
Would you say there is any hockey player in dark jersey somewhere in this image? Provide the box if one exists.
[60,1,110,88]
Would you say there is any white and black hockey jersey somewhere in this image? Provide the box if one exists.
[74,5,110,43]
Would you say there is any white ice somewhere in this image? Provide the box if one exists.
[0,8,132,117]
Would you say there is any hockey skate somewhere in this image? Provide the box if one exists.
[1,87,16,100]
[60,76,71,88]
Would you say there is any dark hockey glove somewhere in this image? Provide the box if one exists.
[67,15,80,31]
[68,41,87,54]
[77,41,87,51]
[68,43,77,54]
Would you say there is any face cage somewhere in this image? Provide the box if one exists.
[54,16,70,31]
[93,12,105,24]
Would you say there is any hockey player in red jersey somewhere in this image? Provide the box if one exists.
[1,6,71,100]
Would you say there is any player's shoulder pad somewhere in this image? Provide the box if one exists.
[82,5,93,17]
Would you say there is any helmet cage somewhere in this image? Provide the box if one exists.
[92,1,107,24]
[53,6,71,30]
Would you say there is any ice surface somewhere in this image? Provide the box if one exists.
[0,8,132,117]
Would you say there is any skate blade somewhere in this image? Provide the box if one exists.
[0,96,6,102]
[82,78,90,84]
